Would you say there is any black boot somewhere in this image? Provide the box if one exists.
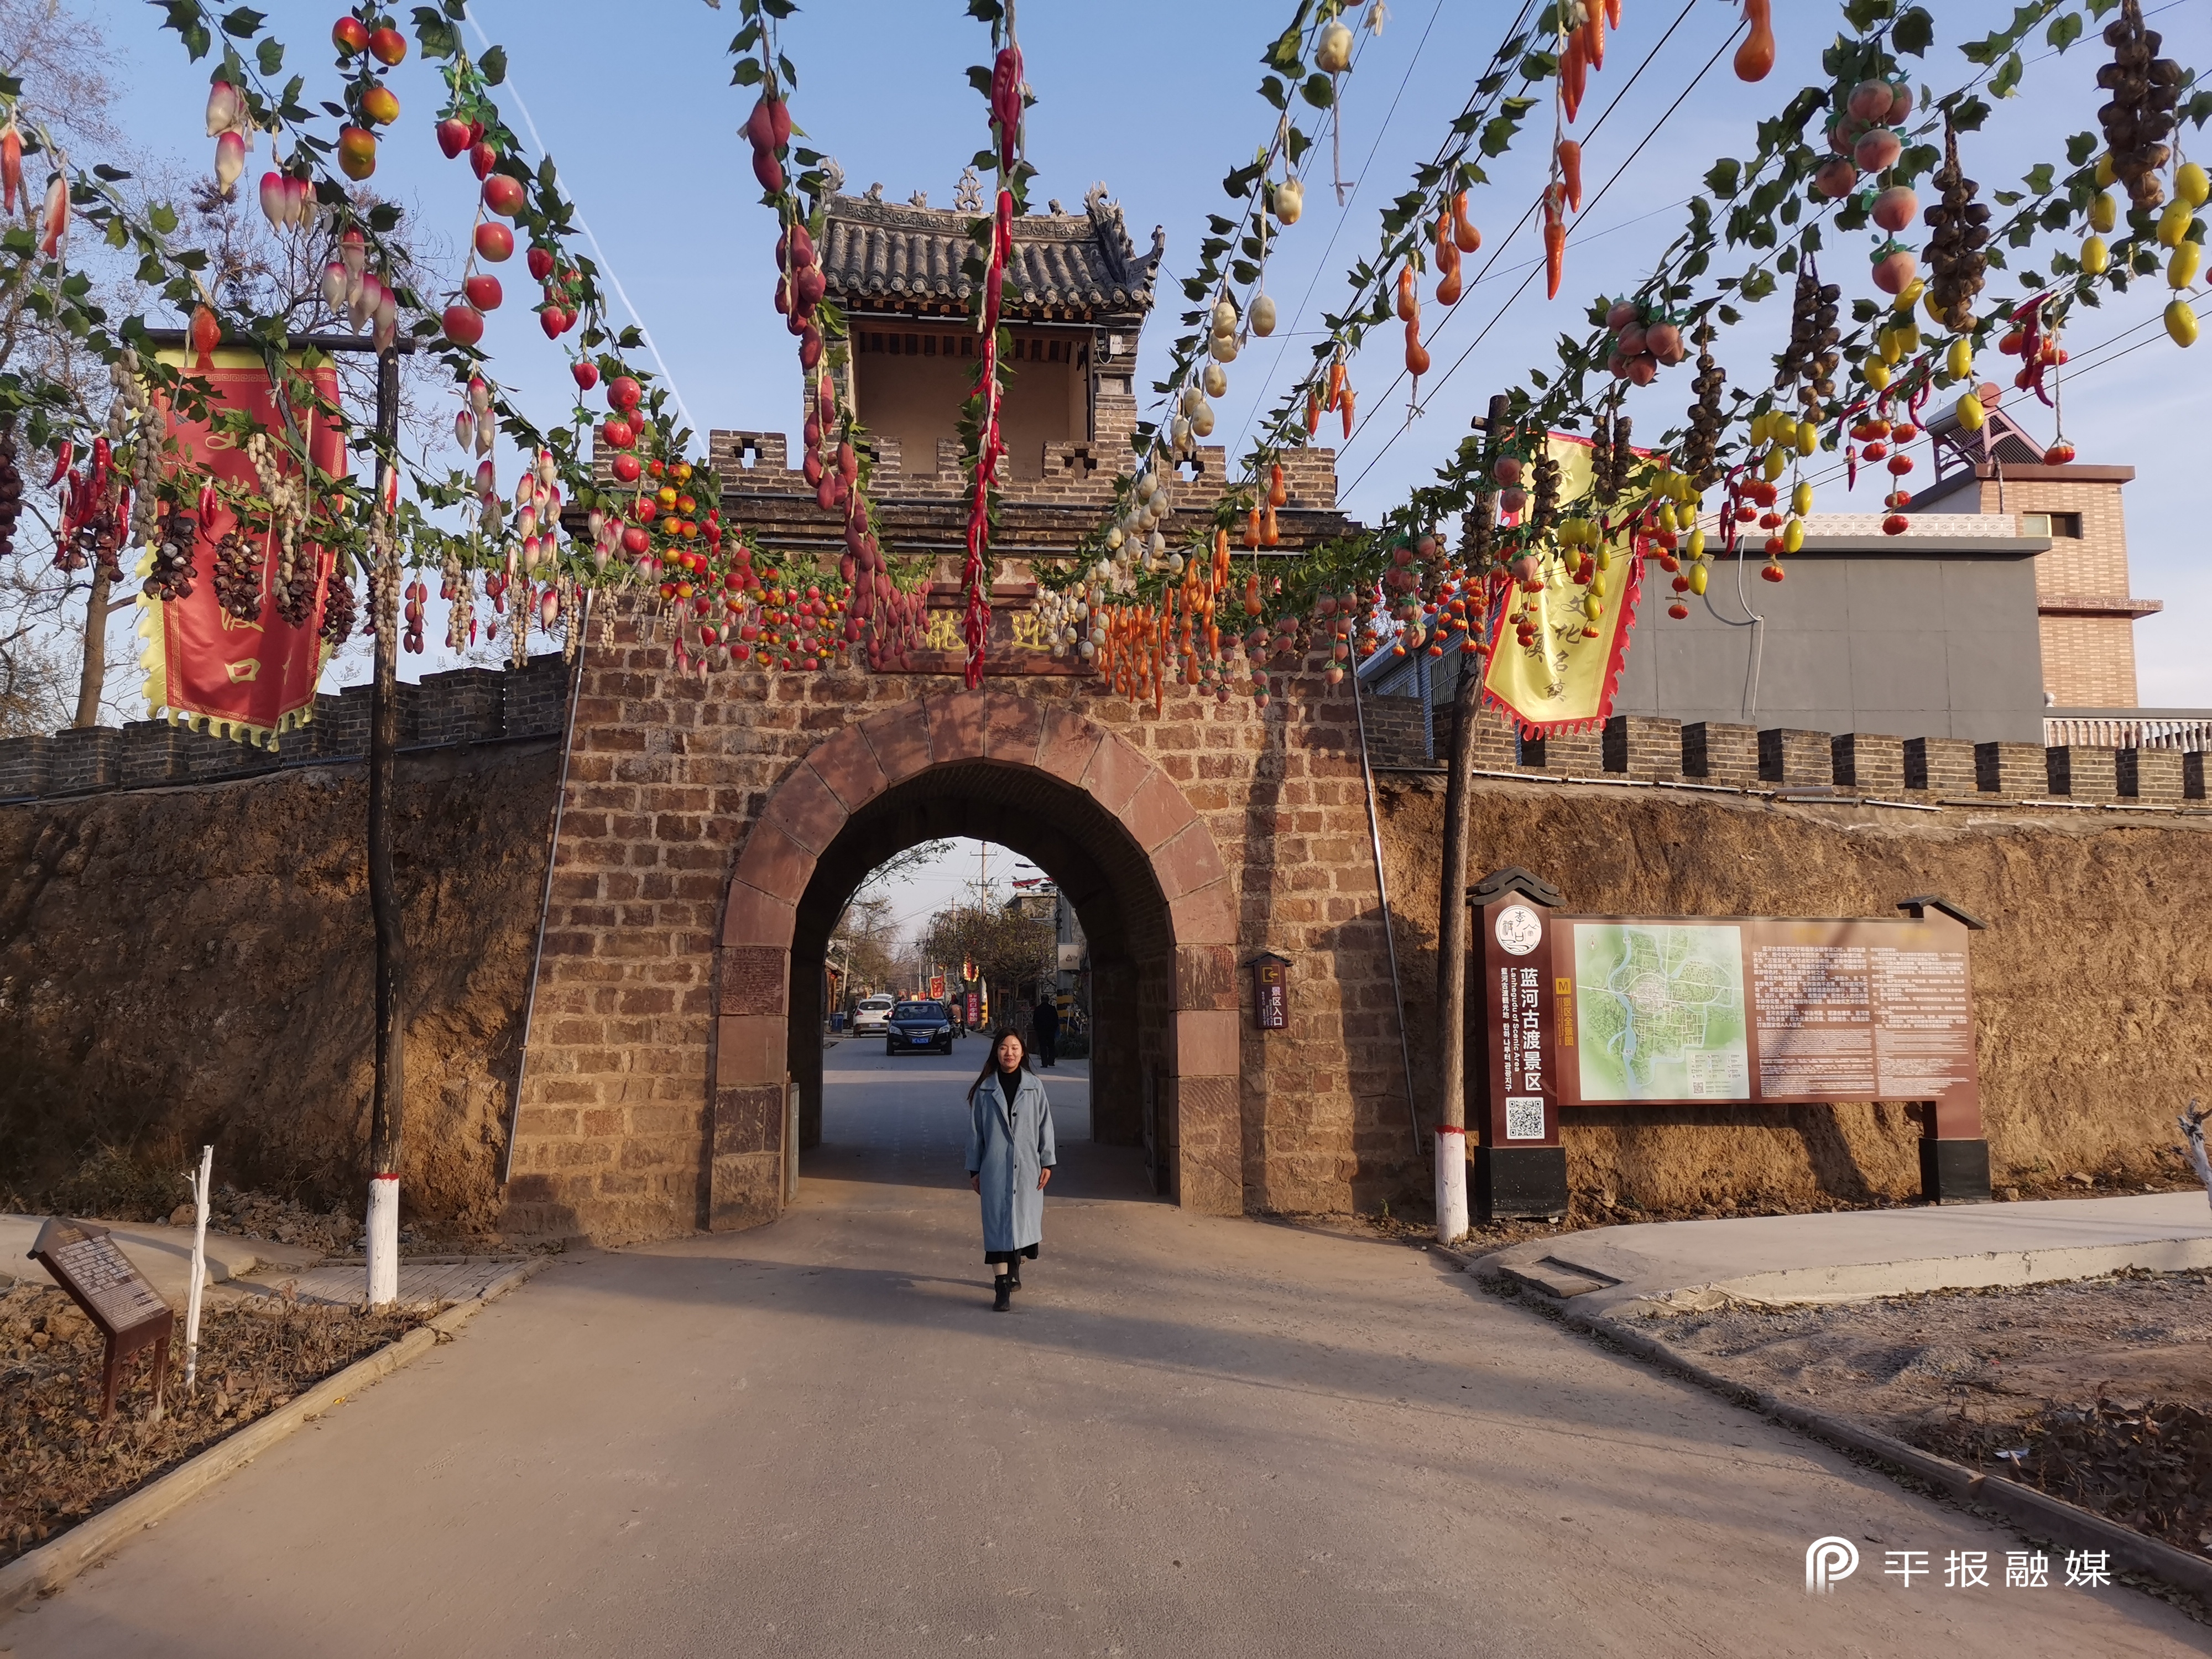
[1006,1261,1022,1291]
[993,1274,1011,1312]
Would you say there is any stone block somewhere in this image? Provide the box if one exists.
[1125,766,1197,852]
[1153,821,1229,901]
[1975,741,2046,797]
[1832,733,1905,796]
[1173,1008,1241,1077]
[708,1150,783,1232]
[1759,727,1833,787]
[731,819,814,907]
[761,760,848,855]
[1904,737,1975,796]
[714,1014,786,1088]
[1168,879,1238,948]
[1081,731,1152,816]
[1682,722,1757,786]
[981,690,1045,764]
[1173,944,1240,1013]
[721,879,797,948]
[1604,715,1681,780]
[809,726,888,812]
[859,700,931,784]
[1035,705,1103,785]
[925,688,989,764]
[717,945,788,1016]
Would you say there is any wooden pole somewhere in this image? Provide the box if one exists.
[366,344,404,1307]
[1433,393,1509,1243]
[72,566,110,728]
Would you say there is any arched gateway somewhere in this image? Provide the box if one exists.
[713,687,1241,1228]
[500,179,1415,1244]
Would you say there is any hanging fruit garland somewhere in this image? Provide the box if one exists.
[956,5,1031,690]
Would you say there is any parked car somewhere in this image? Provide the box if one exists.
[852,995,894,1036]
[885,1000,954,1056]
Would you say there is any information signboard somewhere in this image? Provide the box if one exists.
[1467,876,1989,1216]
[29,1217,176,1419]
[1552,916,1978,1120]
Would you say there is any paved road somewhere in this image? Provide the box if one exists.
[8,1041,2204,1656]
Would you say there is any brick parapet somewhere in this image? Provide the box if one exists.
[1683,722,1759,787]
[1832,733,1905,795]
[0,651,572,803]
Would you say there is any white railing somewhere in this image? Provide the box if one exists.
[2044,714,2212,752]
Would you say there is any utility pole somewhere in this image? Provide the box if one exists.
[366,342,405,1307]
[138,326,413,1299]
[1433,393,1507,1244]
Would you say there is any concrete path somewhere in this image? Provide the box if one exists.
[1488,1192,2212,1316]
[0,1215,321,1310]
[6,1044,2204,1655]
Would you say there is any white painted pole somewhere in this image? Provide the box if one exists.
[183,1145,212,1392]
[367,1174,400,1307]
[2181,1098,2212,1213]
[1434,1128,1469,1244]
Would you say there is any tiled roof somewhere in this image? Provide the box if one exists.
[819,184,1162,315]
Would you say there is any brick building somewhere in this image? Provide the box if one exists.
[1911,405,2160,711]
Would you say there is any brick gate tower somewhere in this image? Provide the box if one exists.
[501,179,1425,1245]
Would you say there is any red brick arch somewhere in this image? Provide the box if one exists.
[710,688,1241,1229]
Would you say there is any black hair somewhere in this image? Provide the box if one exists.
[967,1027,1030,1100]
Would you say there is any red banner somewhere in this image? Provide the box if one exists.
[138,347,349,747]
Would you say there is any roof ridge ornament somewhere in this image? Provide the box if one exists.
[955,165,985,213]
[1086,183,1129,286]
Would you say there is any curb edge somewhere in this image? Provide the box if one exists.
[0,1254,554,1624]
[1436,1244,2212,1612]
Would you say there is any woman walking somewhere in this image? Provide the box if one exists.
[966,1029,1056,1312]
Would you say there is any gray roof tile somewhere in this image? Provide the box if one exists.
[820,185,1162,315]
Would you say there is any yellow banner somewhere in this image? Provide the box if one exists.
[1481,432,1644,737]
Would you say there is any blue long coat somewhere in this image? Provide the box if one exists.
[966,1068,1056,1253]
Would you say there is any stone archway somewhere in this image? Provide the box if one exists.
[710,688,1240,1230]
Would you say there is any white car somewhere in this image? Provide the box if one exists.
[851,996,894,1036]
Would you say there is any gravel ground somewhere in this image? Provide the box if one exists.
[0,1282,420,1567]
[1621,1269,2212,1560]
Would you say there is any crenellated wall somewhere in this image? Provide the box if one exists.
[0,654,571,804]
[6,643,2209,1237]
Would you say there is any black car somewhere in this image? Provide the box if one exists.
[885,1000,954,1056]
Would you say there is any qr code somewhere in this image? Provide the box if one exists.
[1505,1097,1546,1141]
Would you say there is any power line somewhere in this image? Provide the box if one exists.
[1339,3,1731,500]
[464,3,698,440]
[1227,0,1478,458]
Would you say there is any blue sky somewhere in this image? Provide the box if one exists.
[65,0,2211,709]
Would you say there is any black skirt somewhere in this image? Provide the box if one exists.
[985,1244,1040,1265]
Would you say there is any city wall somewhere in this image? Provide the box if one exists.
[2,655,2207,1233]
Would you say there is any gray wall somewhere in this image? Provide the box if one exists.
[1617,544,2045,743]
[1373,541,2048,745]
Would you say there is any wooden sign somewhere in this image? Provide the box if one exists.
[1249,952,1291,1032]
[30,1217,176,1420]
